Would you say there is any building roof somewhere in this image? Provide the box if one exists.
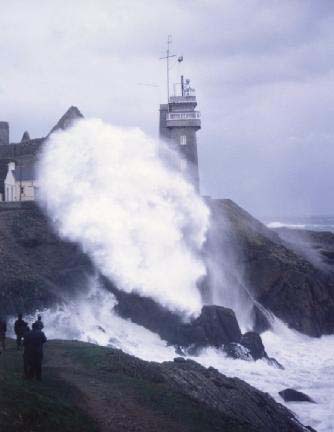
[21,131,31,142]
[12,164,35,182]
[48,106,84,136]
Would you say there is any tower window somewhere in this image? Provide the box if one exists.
[180,135,187,145]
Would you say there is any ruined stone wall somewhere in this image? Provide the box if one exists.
[0,122,9,146]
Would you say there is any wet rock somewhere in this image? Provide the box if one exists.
[251,304,272,333]
[240,331,267,360]
[188,305,242,347]
[266,357,284,370]
[223,342,253,361]
[107,278,243,349]
[279,388,315,403]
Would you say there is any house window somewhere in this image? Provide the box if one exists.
[180,135,187,145]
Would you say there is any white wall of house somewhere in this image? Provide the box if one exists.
[4,162,38,202]
[5,166,17,201]
[15,180,38,201]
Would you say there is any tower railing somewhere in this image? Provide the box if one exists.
[169,95,197,104]
[166,111,201,121]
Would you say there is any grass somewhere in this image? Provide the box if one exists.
[0,339,98,432]
[0,338,246,432]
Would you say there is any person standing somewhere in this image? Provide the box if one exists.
[33,315,44,331]
[14,314,28,350]
[23,322,47,380]
[0,317,7,354]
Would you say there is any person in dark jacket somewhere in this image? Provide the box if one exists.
[33,315,44,331]
[0,318,6,354]
[23,322,47,380]
[14,314,28,350]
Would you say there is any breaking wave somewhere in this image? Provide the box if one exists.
[37,118,210,316]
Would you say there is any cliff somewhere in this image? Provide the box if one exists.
[207,199,334,336]
[0,202,93,317]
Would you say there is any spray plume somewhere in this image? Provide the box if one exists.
[38,119,210,316]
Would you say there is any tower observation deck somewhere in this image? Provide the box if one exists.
[159,77,201,190]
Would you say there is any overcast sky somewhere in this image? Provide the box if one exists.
[1,0,334,217]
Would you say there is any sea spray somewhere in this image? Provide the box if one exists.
[37,118,210,316]
[8,277,176,362]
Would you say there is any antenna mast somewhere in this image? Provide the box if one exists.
[160,35,176,104]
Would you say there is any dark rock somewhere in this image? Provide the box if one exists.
[0,203,94,318]
[189,305,242,347]
[223,342,252,361]
[240,332,266,360]
[275,227,334,270]
[105,275,242,349]
[266,357,284,370]
[251,304,272,333]
[224,335,283,367]
[279,388,315,403]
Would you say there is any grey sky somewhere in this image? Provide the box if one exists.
[1,0,334,217]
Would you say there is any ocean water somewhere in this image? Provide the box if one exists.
[14,283,334,432]
[264,215,334,232]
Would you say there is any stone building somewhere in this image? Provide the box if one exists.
[159,77,201,190]
[0,106,83,201]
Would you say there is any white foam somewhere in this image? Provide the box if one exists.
[37,119,210,317]
[196,321,334,432]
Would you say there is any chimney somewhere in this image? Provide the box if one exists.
[0,122,9,146]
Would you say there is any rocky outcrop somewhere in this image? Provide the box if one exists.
[279,388,315,403]
[240,331,266,360]
[275,227,334,270]
[161,359,308,431]
[0,203,93,317]
[223,331,283,367]
[206,199,334,337]
[106,277,242,349]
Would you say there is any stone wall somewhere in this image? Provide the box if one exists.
[0,122,9,146]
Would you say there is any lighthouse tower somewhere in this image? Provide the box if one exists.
[159,77,201,190]
[159,38,201,190]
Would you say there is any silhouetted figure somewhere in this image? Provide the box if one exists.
[14,314,28,350]
[23,322,47,380]
[22,325,31,378]
[0,318,6,354]
[33,315,44,331]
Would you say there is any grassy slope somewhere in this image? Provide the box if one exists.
[0,339,98,432]
[0,339,238,432]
